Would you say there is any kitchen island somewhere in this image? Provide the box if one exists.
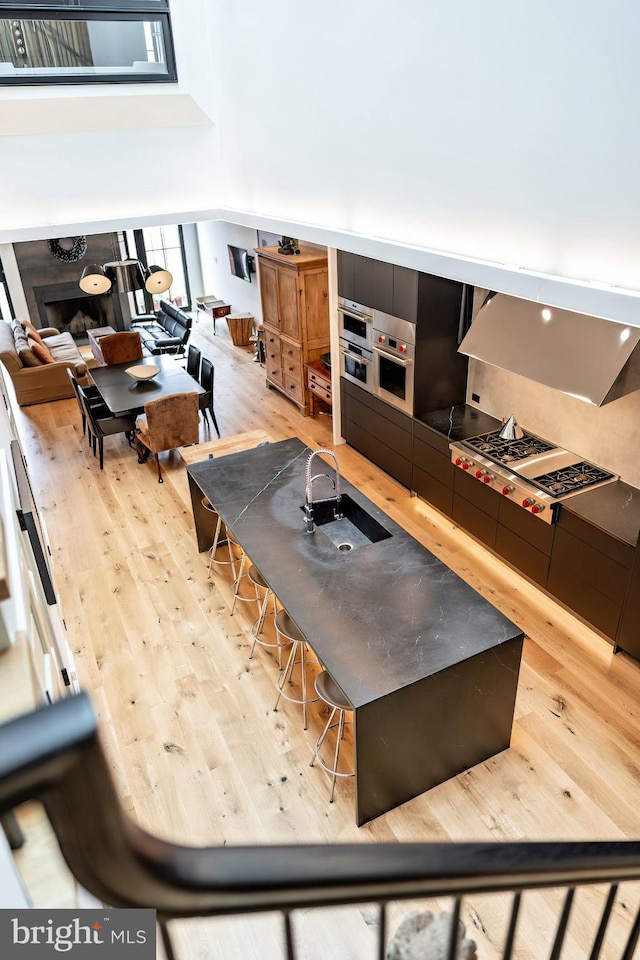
[188,438,524,825]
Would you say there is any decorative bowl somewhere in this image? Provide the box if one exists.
[125,364,160,382]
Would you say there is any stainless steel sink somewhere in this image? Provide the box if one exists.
[301,494,392,552]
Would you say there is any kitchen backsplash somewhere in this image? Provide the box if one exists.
[467,360,640,489]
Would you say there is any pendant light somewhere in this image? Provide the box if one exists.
[79,264,112,295]
[144,265,173,294]
[103,259,147,293]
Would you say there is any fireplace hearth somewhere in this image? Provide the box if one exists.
[33,281,125,340]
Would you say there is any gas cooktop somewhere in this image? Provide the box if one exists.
[450,429,617,524]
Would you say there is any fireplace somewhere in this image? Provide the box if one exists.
[33,282,125,340]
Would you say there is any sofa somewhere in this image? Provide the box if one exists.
[0,319,91,405]
[129,300,192,356]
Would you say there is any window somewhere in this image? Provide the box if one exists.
[0,2,175,84]
[124,225,190,313]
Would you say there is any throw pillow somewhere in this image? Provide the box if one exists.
[23,321,44,345]
[28,337,54,364]
[18,346,43,368]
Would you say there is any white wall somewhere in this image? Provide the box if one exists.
[1,1,640,324]
[196,221,263,320]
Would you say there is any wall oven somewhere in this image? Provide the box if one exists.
[338,297,374,351]
[340,338,374,392]
[372,310,415,415]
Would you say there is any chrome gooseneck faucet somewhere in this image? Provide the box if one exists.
[304,448,342,534]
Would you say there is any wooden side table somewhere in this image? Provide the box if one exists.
[306,360,332,417]
[195,296,232,334]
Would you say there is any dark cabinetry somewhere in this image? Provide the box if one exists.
[496,497,554,587]
[341,378,412,488]
[412,421,455,518]
[616,544,640,658]
[337,251,418,323]
[547,510,633,643]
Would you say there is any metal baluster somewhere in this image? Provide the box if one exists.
[588,883,617,960]
[283,911,296,960]
[445,897,462,960]
[377,902,387,960]
[549,887,574,960]
[620,900,640,960]
[502,891,521,960]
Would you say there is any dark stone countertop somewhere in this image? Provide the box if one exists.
[188,438,522,711]
[414,404,502,442]
[559,480,640,547]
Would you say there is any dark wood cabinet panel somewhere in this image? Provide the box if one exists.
[556,508,634,569]
[550,527,630,606]
[495,525,550,587]
[497,497,555,555]
[412,419,452,457]
[454,468,501,519]
[616,548,640,659]
[352,255,376,306]
[372,260,394,316]
[452,495,497,550]
[337,250,355,302]
[392,265,419,323]
[547,558,622,642]
[368,390,414,434]
[412,465,454,517]
[412,437,455,490]
[344,418,412,489]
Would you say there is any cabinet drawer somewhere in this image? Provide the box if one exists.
[344,418,412,488]
[557,508,634,569]
[282,355,302,384]
[283,372,304,404]
[413,419,452,457]
[412,437,455,489]
[549,526,630,605]
[453,468,500,519]
[497,496,555,555]
[547,555,621,641]
[413,465,454,517]
[452,495,497,549]
[263,324,280,349]
[280,340,302,365]
[495,525,550,587]
[309,379,332,404]
[308,368,331,393]
[266,362,283,386]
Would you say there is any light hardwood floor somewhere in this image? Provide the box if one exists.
[10,314,640,958]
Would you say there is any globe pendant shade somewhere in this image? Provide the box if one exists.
[79,264,112,295]
[145,265,173,294]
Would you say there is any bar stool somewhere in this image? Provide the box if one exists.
[310,670,354,803]
[273,610,319,730]
[247,567,287,667]
[201,499,239,579]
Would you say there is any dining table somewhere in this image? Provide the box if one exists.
[89,355,205,417]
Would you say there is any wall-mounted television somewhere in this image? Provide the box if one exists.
[227,245,254,283]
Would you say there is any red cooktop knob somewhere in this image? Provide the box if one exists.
[522,498,534,508]
[531,503,545,514]
[398,344,406,352]
[501,485,514,495]
[455,457,463,466]
[483,474,492,483]
[378,335,385,343]
[462,461,470,470]
[475,470,484,479]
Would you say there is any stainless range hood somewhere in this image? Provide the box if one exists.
[459,292,640,406]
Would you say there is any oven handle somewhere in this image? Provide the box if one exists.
[338,306,373,323]
[341,350,371,364]
[372,346,413,366]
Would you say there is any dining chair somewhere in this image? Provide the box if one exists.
[77,385,137,470]
[199,357,221,438]
[66,369,107,444]
[100,331,144,365]
[134,391,200,483]
[186,344,201,380]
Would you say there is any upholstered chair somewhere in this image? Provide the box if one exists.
[134,391,199,483]
[100,331,143,365]
[77,385,136,470]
